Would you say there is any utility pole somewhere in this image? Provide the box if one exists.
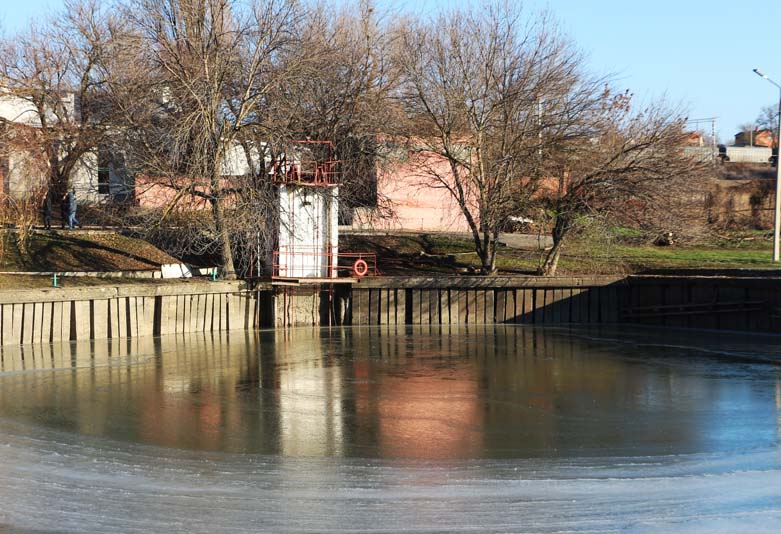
[753,69,781,262]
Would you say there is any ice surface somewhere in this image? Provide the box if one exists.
[1,325,780,532]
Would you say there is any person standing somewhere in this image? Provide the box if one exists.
[60,192,68,229]
[42,189,53,230]
[67,189,82,230]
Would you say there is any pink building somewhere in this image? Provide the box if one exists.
[351,149,471,233]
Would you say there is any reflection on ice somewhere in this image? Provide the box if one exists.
[0,325,780,531]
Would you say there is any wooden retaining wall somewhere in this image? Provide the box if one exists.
[623,275,781,333]
[0,281,264,346]
[3,275,781,346]
[345,276,625,327]
[278,275,781,334]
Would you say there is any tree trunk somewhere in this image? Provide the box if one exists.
[538,215,570,277]
[481,228,499,275]
[211,193,237,280]
[538,236,564,277]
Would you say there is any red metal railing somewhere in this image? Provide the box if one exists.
[272,140,341,186]
[273,247,378,279]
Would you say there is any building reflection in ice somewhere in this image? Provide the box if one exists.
[0,325,779,459]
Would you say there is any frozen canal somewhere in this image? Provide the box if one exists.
[1,325,781,532]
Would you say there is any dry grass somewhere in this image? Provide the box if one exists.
[1,230,179,273]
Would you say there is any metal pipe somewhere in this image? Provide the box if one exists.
[753,69,781,262]
[775,90,781,262]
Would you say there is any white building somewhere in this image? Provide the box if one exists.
[272,141,339,279]
[0,90,117,203]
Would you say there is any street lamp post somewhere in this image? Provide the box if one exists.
[753,68,781,262]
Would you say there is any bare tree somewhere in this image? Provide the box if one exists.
[537,95,704,276]
[0,121,50,250]
[394,2,592,274]
[114,0,300,279]
[261,0,399,223]
[756,104,778,133]
[0,0,120,199]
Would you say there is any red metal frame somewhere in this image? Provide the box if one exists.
[272,140,341,186]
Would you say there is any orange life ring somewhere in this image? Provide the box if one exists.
[353,259,369,277]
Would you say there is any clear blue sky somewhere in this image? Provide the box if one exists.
[3,0,780,142]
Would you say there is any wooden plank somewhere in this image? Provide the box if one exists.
[62,300,72,341]
[429,289,441,325]
[471,289,482,324]
[119,297,130,338]
[368,289,381,325]
[466,290,478,324]
[178,294,188,333]
[194,294,204,332]
[506,289,515,323]
[560,288,573,323]
[274,291,286,328]
[186,294,196,333]
[205,293,215,332]
[21,303,34,345]
[106,298,117,338]
[49,301,63,343]
[355,289,370,326]
[0,304,8,345]
[439,289,449,324]
[570,288,583,323]
[159,295,172,336]
[587,287,599,323]
[385,289,396,325]
[136,296,149,336]
[212,293,221,332]
[74,300,91,341]
[137,296,154,337]
[521,289,534,324]
[128,297,139,337]
[408,289,418,325]
[533,289,546,324]
[416,289,428,325]
[484,289,495,324]
[446,289,458,325]
[41,301,53,343]
[91,300,106,340]
[495,290,507,323]
[597,287,611,323]
[394,289,405,326]
[546,289,557,323]
[234,293,250,330]
[193,293,204,332]
[457,290,469,325]
[32,302,44,344]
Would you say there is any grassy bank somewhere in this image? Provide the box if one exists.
[2,229,780,291]
[341,230,781,276]
[1,230,178,273]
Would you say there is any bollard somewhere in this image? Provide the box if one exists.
[52,272,58,287]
